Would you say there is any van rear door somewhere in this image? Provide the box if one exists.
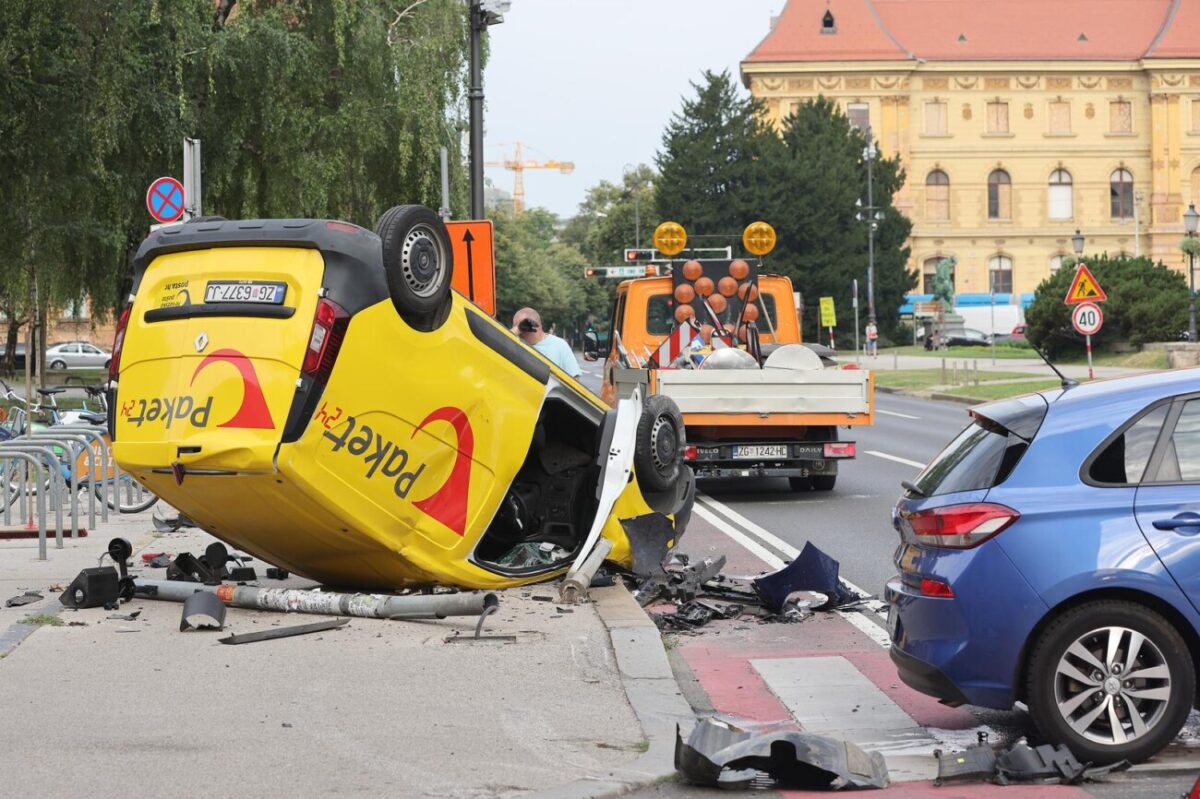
[115,246,323,472]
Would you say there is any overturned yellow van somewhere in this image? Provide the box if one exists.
[109,206,693,590]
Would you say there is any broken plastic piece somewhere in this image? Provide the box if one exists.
[994,740,1129,785]
[265,567,289,580]
[675,718,889,790]
[228,566,257,582]
[219,617,348,645]
[180,591,226,632]
[5,591,43,608]
[146,555,173,568]
[753,542,855,612]
[621,512,676,577]
[59,567,120,609]
[934,741,997,786]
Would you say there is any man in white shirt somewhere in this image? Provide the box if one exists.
[865,320,879,358]
[512,307,581,378]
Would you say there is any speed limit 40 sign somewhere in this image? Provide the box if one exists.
[1072,302,1104,336]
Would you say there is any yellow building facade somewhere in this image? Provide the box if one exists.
[741,0,1200,300]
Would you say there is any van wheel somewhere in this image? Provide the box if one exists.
[635,394,684,494]
[812,474,836,491]
[1025,600,1194,765]
[375,205,453,331]
[788,477,812,492]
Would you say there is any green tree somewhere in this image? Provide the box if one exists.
[769,98,913,339]
[654,71,781,237]
[1025,255,1189,357]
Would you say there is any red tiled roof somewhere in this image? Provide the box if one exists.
[743,0,1193,64]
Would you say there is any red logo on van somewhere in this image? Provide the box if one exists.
[412,406,474,536]
[191,349,274,429]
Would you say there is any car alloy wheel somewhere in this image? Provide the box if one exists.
[1053,625,1171,746]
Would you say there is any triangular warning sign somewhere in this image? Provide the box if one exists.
[1065,263,1107,305]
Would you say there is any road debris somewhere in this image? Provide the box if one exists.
[934,735,1129,786]
[180,592,226,631]
[144,554,173,568]
[107,610,142,621]
[675,718,889,790]
[59,567,121,609]
[152,512,197,532]
[265,567,289,580]
[5,591,43,608]
[219,618,349,645]
[752,542,855,611]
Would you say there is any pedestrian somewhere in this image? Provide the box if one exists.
[865,320,879,358]
[512,307,581,378]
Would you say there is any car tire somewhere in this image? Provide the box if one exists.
[104,359,110,369]
[788,477,812,492]
[374,205,453,331]
[634,394,685,494]
[49,360,66,371]
[812,474,837,491]
[1025,599,1194,765]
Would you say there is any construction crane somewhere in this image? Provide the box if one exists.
[485,142,574,214]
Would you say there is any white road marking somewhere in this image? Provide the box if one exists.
[691,504,785,570]
[697,495,799,559]
[865,450,926,470]
[877,409,921,420]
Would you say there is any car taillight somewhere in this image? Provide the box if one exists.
[109,303,132,382]
[301,298,349,383]
[683,445,698,460]
[901,502,1019,549]
[824,441,855,458]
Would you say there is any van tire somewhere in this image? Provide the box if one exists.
[375,205,453,331]
[635,394,685,494]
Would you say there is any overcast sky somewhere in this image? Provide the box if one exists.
[482,0,780,219]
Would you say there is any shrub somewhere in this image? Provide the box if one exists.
[1025,255,1189,358]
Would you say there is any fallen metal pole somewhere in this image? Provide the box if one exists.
[558,537,613,605]
[134,579,498,619]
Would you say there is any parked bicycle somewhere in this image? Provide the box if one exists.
[0,381,158,513]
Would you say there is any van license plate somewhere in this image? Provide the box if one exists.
[732,445,787,459]
[204,281,287,304]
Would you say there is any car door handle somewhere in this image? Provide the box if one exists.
[1152,512,1200,533]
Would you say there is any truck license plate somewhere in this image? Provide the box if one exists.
[732,445,787,459]
[204,281,287,304]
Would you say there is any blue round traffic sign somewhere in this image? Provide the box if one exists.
[146,176,185,223]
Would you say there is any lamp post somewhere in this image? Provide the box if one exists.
[468,0,511,220]
[623,164,650,250]
[1072,228,1085,259]
[1186,203,1199,343]
[855,132,885,325]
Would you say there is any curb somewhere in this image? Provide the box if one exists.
[876,385,981,406]
[523,583,694,799]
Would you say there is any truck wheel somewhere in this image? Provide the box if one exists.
[812,474,837,491]
[788,477,812,492]
[375,205,453,331]
[635,394,685,494]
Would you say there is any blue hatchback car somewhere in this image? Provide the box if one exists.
[887,368,1200,764]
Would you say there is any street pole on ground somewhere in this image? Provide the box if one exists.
[467,1,510,220]
[1085,333,1094,381]
[1185,203,1198,343]
[989,280,996,366]
[856,131,884,327]
[183,138,202,221]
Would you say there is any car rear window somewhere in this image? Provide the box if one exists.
[912,422,1028,496]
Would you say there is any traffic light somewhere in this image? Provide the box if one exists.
[624,248,657,262]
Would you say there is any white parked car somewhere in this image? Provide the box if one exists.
[46,341,111,370]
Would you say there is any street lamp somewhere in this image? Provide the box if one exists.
[855,132,885,324]
[1072,228,1085,257]
[1185,203,1199,342]
[468,0,512,219]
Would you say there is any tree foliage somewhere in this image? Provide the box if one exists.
[653,74,914,339]
[1025,255,1189,357]
[0,0,471,335]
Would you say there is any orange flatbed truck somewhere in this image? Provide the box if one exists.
[598,262,874,492]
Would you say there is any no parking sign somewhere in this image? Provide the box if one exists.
[146,176,185,223]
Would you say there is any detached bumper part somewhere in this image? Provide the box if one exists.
[675,718,889,790]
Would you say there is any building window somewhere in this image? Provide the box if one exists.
[1048,169,1073,220]
[925,100,948,135]
[922,257,954,293]
[986,101,1009,134]
[61,296,90,320]
[821,10,836,34]
[1110,168,1134,218]
[925,170,950,221]
[1049,100,1071,134]
[847,103,869,132]
[1109,100,1132,133]
[1050,255,1066,274]
[988,255,1013,293]
[987,169,1012,219]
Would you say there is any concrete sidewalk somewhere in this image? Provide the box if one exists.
[860,351,1155,380]
[0,511,692,798]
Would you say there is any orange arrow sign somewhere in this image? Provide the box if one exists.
[1065,263,1107,305]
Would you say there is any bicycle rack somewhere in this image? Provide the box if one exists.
[29,431,98,530]
[47,426,110,523]
[0,444,57,558]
